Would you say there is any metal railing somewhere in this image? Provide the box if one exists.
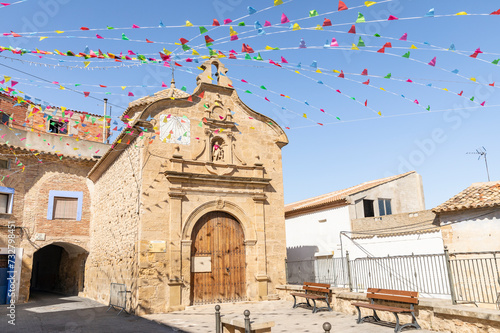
[286,249,500,305]
[448,250,500,305]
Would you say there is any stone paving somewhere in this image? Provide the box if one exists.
[146,300,437,333]
[1,293,438,332]
[0,292,178,333]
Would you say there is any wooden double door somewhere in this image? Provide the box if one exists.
[191,211,246,304]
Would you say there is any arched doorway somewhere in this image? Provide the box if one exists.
[191,211,246,304]
[30,243,88,296]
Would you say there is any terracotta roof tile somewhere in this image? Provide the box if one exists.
[433,181,500,213]
[285,171,416,216]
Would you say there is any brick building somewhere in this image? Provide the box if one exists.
[0,93,110,305]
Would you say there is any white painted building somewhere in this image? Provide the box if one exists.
[285,171,444,261]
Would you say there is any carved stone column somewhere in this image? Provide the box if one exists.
[168,189,185,308]
[253,193,269,300]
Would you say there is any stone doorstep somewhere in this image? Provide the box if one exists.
[221,316,275,330]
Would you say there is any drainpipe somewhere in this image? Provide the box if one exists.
[103,98,108,143]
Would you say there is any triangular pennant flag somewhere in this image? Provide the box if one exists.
[199,26,208,34]
[309,10,318,17]
[399,33,408,41]
[377,47,385,53]
[348,25,356,34]
[363,79,370,85]
[365,1,376,6]
[402,51,410,58]
[428,57,437,66]
[292,23,301,31]
[410,44,418,49]
[361,69,368,75]
[338,0,348,11]
[338,70,345,78]
[384,73,392,79]
[357,37,365,47]
[121,33,129,40]
[426,8,435,17]
[323,18,332,26]
[185,20,193,27]
[356,12,366,23]
[388,15,398,20]
[351,44,359,50]
[274,0,283,5]
[330,38,339,47]
[248,6,256,15]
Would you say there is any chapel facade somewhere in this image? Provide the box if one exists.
[84,57,289,314]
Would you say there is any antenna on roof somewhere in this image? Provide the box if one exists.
[170,63,176,88]
[467,147,490,181]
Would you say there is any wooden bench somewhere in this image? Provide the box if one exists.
[290,282,332,313]
[352,288,421,333]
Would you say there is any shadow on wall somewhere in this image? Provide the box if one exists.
[286,246,318,285]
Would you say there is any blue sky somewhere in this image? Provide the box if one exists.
[0,0,499,208]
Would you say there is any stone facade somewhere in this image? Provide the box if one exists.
[86,58,289,314]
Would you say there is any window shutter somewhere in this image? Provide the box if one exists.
[0,193,9,214]
[53,197,78,219]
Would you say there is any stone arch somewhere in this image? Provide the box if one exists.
[182,200,256,243]
[30,242,88,296]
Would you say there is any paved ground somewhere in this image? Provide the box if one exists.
[146,300,437,333]
[0,292,179,333]
[1,292,438,332]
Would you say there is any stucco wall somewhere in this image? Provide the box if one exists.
[285,206,350,257]
[349,172,425,219]
[439,208,500,253]
[84,140,141,310]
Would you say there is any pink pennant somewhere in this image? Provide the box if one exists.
[11,81,17,87]
[428,57,437,66]
[241,79,248,83]
[162,82,167,87]
[1,3,11,6]
[229,49,237,54]
[224,18,232,24]
[132,24,140,28]
[281,13,290,24]
[163,61,170,67]
[330,38,339,47]
[128,92,134,96]
[475,47,483,54]
[281,56,288,63]
[388,15,399,20]
[96,34,104,39]
[230,35,239,41]
[320,109,325,112]
[264,20,271,27]
[128,50,136,55]
[406,79,413,83]
[399,33,407,41]
[481,101,485,106]
[414,99,419,104]
[336,89,341,93]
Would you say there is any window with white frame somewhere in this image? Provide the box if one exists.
[0,186,14,214]
[378,198,392,216]
[47,190,83,221]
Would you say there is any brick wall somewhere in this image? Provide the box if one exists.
[0,93,109,143]
[0,144,97,302]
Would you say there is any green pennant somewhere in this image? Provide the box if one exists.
[238,22,245,26]
[244,90,252,94]
[374,33,381,37]
[309,9,318,17]
[384,73,392,79]
[245,53,251,60]
[492,59,499,65]
[336,117,341,120]
[357,37,365,47]
[356,12,366,23]
[137,55,146,61]
[402,52,410,58]
[85,114,90,119]
[260,85,267,90]
[182,44,191,51]
[198,121,203,127]
[199,26,208,34]
[470,96,474,101]
[253,52,263,61]
[91,117,96,124]
[122,33,129,41]
[181,86,187,91]
[209,48,217,56]
[351,97,355,100]
[426,105,431,111]
[205,42,213,47]
[107,26,114,30]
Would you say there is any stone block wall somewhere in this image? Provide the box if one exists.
[84,139,140,311]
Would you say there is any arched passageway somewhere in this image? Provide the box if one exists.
[30,243,88,296]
